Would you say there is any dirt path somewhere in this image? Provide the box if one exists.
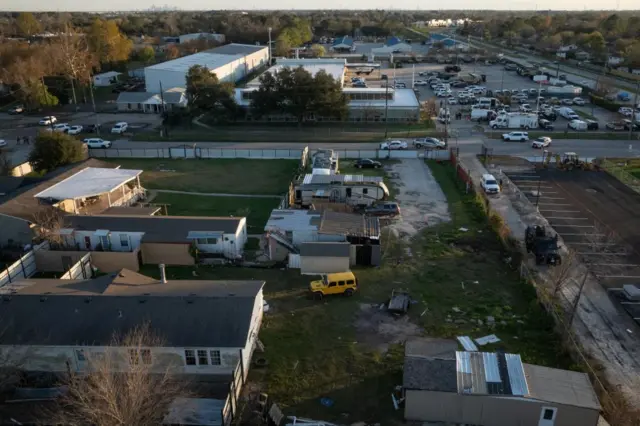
[387,159,451,239]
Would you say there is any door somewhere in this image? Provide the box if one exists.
[84,236,92,250]
[538,407,557,426]
[355,245,372,266]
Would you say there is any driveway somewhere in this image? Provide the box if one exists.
[387,159,451,239]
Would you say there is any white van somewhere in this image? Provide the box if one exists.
[481,174,501,195]
[111,122,129,134]
[568,119,587,131]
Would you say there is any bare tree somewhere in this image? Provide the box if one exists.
[51,26,95,105]
[549,249,578,296]
[52,323,189,426]
[0,149,12,176]
[31,207,67,246]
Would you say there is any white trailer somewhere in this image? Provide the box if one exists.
[546,85,582,96]
[489,113,538,130]
[471,108,493,121]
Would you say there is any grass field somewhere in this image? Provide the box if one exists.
[152,192,280,232]
[105,158,298,195]
[141,160,573,424]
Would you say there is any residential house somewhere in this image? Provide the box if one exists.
[558,44,578,53]
[575,51,591,61]
[331,36,355,52]
[0,267,265,381]
[93,71,122,87]
[403,348,601,426]
[0,159,119,247]
[264,209,380,266]
[57,214,248,265]
[116,88,188,113]
[607,56,624,66]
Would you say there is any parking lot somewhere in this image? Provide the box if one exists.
[505,168,640,323]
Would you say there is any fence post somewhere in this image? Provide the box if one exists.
[19,257,26,279]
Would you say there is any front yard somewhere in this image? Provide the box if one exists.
[141,160,572,425]
[105,158,299,195]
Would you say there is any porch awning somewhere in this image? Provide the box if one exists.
[94,229,110,237]
[187,231,224,239]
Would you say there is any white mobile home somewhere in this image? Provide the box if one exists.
[293,174,389,208]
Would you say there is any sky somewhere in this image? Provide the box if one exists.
[2,0,638,11]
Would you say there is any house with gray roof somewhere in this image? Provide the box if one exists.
[403,344,601,426]
[116,87,187,114]
[0,267,265,382]
[331,36,355,52]
[55,213,248,266]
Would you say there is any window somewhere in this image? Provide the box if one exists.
[346,280,355,285]
[140,349,152,365]
[120,234,129,247]
[210,350,221,366]
[184,349,196,365]
[338,281,345,286]
[127,103,131,109]
[196,238,207,244]
[128,349,139,365]
[205,238,218,244]
[543,409,555,420]
[75,349,86,362]
[328,282,337,287]
[197,350,209,365]
[363,188,368,195]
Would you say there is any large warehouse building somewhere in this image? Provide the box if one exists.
[144,43,269,93]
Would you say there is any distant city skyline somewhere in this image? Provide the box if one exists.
[2,0,639,12]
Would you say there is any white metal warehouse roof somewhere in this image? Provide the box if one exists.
[34,167,143,201]
[145,52,245,73]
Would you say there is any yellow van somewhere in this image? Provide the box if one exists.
[309,272,358,300]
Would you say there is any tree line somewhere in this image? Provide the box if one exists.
[184,64,348,124]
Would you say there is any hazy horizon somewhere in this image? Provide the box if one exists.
[2,0,639,12]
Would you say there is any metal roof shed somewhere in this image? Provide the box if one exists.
[34,168,143,202]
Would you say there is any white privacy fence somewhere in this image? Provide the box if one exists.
[0,241,48,288]
[60,253,93,280]
[90,146,451,161]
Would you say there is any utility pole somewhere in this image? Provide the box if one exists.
[383,74,390,138]
[444,95,449,147]
[268,27,272,65]
[88,75,100,136]
[629,81,639,141]
[412,64,415,89]
[159,81,168,137]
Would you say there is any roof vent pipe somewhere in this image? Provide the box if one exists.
[159,264,167,284]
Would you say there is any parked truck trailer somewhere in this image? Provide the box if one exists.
[489,113,538,130]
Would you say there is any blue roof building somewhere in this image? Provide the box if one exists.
[333,36,354,48]
[386,36,403,47]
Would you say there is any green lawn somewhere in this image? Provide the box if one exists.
[140,160,572,424]
[105,158,299,195]
[152,192,279,232]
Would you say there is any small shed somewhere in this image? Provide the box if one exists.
[93,71,122,87]
[299,242,350,274]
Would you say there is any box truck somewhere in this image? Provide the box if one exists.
[489,113,539,129]
[546,85,582,96]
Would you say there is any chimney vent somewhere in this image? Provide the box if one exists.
[159,264,167,283]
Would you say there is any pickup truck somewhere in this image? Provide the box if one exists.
[605,121,626,131]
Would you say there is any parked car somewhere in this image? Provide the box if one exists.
[380,140,408,150]
[538,119,555,130]
[85,124,102,133]
[568,120,588,131]
[573,97,586,106]
[51,123,70,132]
[623,120,640,131]
[583,119,599,130]
[8,105,24,115]
[309,271,358,300]
[110,122,128,134]
[39,116,57,125]
[394,82,406,89]
[539,111,557,121]
[414,79,428,86]
[561,98,574,105]
[619,107,634,117]
[364,202,401,217]
[413,137,446,149]
[502,132,529,142]
[606,121,626,131]
[354,158,382,169]
[532,136,552,149]
[83,138,112,149]
[0,140,6,148]
[519,104,532,113]
[447,97,458,105]
[67,125,83,135]
[481,173,501,194]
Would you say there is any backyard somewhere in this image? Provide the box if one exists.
[140,161,573,424]
[152,192,280,232]
[105,158,299,194]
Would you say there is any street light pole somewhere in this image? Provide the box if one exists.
[268,27,272,65]
[383,75,389,138]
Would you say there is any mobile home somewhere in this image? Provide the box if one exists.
[293,174,389,208]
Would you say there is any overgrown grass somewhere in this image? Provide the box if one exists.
[140,160,573,423]
[104,158,298,195]
[151,192,280,232]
